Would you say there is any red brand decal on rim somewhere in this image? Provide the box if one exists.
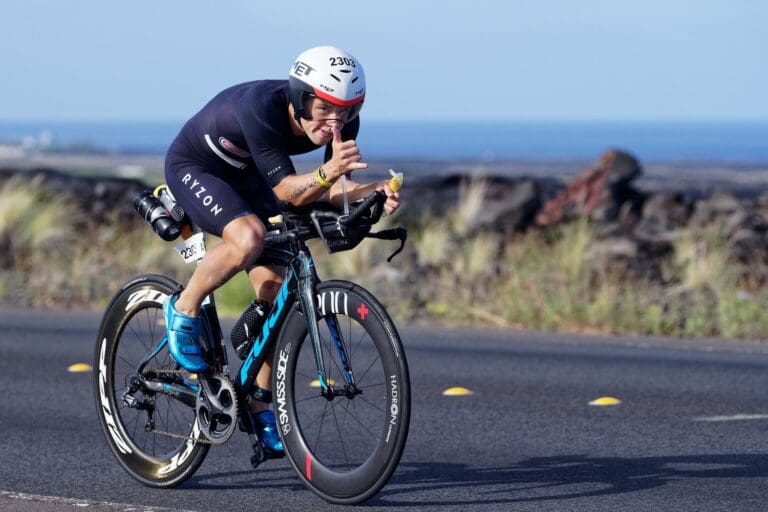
[357,303,369,320]
[306,453,313,481]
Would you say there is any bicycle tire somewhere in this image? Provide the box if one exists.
[94,274,209,488]
[273,280,410,504]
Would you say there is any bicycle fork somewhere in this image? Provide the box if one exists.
[295,251,359,399]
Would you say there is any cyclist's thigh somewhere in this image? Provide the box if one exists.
[229,173,291,267]
[166,162,264,237]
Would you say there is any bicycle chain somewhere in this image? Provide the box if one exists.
[144,368,193,375]
[139,369,239,445]
[148,427,215,445]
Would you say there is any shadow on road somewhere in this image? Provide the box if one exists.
[371,453,768,507]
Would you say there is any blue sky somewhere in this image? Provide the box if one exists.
[2,1,766,122]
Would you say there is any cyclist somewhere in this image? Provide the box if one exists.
[162,45,401,456]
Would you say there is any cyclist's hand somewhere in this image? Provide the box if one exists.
[326,124,368,179]
[376,180,402,215]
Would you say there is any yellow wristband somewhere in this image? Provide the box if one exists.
[315,166,333,188]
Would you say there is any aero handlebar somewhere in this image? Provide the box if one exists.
[338,190,386,229]
[264,190,388,248]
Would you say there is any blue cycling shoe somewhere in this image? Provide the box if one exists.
[163,293,208,373]
[253,410,284,455]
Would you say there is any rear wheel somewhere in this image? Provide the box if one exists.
[94,274,209,487]
[273,280,410,504]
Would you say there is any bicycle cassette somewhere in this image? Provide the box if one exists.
[196,372,238,444]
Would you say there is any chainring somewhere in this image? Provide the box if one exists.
[196,372,238,445]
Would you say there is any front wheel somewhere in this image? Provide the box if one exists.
[273,280,410,504]
[93,274,209,488]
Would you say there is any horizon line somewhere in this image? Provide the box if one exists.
[1,118,768,125]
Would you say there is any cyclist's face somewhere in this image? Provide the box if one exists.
[301,98,351,145]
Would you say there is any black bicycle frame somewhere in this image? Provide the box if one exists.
[138,237,357,408]
[229,243,354,398]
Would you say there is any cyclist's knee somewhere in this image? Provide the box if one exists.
[222,216,266,268]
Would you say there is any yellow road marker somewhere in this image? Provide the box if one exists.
[589,396,622,406]
[310,379,336,388]
[67,363,92,373]
[442,387,474,396]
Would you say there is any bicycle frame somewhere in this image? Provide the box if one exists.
[186,236,354,405]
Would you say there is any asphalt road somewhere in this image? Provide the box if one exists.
[3,307,768,511]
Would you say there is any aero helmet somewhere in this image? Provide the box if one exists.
[288,45,365,121]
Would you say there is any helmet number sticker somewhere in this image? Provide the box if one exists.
[329,57,356,67]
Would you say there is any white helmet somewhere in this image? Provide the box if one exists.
[288,45,366,121]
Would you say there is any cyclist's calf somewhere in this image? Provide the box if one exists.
[247,265,285,303]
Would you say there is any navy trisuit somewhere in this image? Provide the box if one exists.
[165,79,359,238]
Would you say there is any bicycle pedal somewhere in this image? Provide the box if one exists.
[250,439,267,469]
[238,416,254,434]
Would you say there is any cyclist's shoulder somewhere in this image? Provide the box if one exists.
[231,80,287,111]
[214,79,287,98]
[201,80,287,119]
[229,80,290,132]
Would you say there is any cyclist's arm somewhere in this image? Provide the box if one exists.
[236,95,358,206]
[327,178,402,215]
[272,170,335,205]
[273,121,364,206]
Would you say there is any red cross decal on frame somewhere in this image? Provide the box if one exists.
[357,303,369,320]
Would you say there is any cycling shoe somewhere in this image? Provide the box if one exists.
[253,410,284,456]
[163,293,208,373]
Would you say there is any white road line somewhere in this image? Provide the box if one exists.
[693,414,768,422]
[0,490,197,512]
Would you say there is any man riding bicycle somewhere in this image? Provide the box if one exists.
[162,45,402,457]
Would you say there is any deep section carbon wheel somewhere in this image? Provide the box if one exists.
[94,274,209,487]
[273,280,410,504]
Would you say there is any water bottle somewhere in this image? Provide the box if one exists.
[230,300,269,360]
[132,189,182,241]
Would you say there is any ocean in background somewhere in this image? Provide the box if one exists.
[0,120,766,164]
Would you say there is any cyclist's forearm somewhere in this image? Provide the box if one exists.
[272,170,331,205]
[327,179,377,209]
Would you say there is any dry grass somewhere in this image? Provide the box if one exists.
[2,175,766,339]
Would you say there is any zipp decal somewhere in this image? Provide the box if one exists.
[317,291,348,316]
[157,421,202,475]
[99,338,132,454]
[125,290,168,311]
